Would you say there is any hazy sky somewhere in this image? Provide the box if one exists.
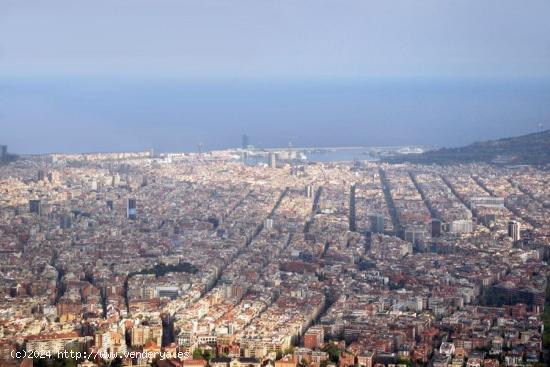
[1,0,549,79]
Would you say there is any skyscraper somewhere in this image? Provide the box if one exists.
[508,220,521,242]
[242,134,249,149]
[47,171,58,184]
[60,214,72,229]
[430,219,442,237]
[370,214,385,233]
[305,185,314,198]
[268,152,277,169]
[404,225,426,246]
[0,145,7,161]
[127,198,137,220]
[29,200,41,215]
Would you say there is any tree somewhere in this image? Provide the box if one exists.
[283,346,295,356]
[193,348,204,359]
[322,343,340,363]
[203,349,213,361]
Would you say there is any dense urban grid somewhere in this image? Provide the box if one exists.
[0,148,549,367]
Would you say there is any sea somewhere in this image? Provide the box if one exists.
[1,77,549,155]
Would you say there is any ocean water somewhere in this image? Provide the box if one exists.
[1,77,549,154]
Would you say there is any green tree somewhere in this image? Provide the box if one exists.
[283,346,295,356]
[203,349,213,361]
[193,348,204,359]
[322,343,340,363]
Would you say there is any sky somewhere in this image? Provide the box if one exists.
[1,0,549,79]
[0,1,549,154]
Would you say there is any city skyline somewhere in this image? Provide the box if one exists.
[1,2,550,366]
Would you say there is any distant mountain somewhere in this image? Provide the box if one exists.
[387,130,550,165]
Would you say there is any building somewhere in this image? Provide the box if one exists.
[264,218,274,230]
[268,153,277,169]
[29,199,41,215]
[95,326,127,359]
[26,332,87,355]
[275,357,297,367]
[305,185,314,198]
[47,171,58,184]
[127,198,137,220]
[439,342,455,357]
[493,281,545,306]
[230,357,261,367]
[184,359,208,367]
[403,225,426,245]
[370,214,385,233]
[212,357,233,367]
[430,219,442,237]
[242,135,250,149]
[508,220,521,242]
[0,145,7,161]
[470,196,504,209]
[131,324,162,347]
[78,361,98,367]
[357,352,374,367]
[60,214,72,230]
[303,326,324,349]
[448,219,473,234]
[156,286,180,299]
[480,213,496,227]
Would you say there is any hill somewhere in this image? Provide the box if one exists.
[387,130,550,165]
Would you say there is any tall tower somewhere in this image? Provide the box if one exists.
[242,134,249,150]
[370,214,385,233]
[268,152,277,169]
[0,145,7,161]
[508,220,521,242]
[430,219,442,237]
[288,139,296,175]
[305,185,314,198]
[197,142,203,156]
[29,200,41,215]
[60,213,72,229]
[127,198,137,220]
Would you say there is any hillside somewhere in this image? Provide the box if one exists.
[387,130,550,165]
